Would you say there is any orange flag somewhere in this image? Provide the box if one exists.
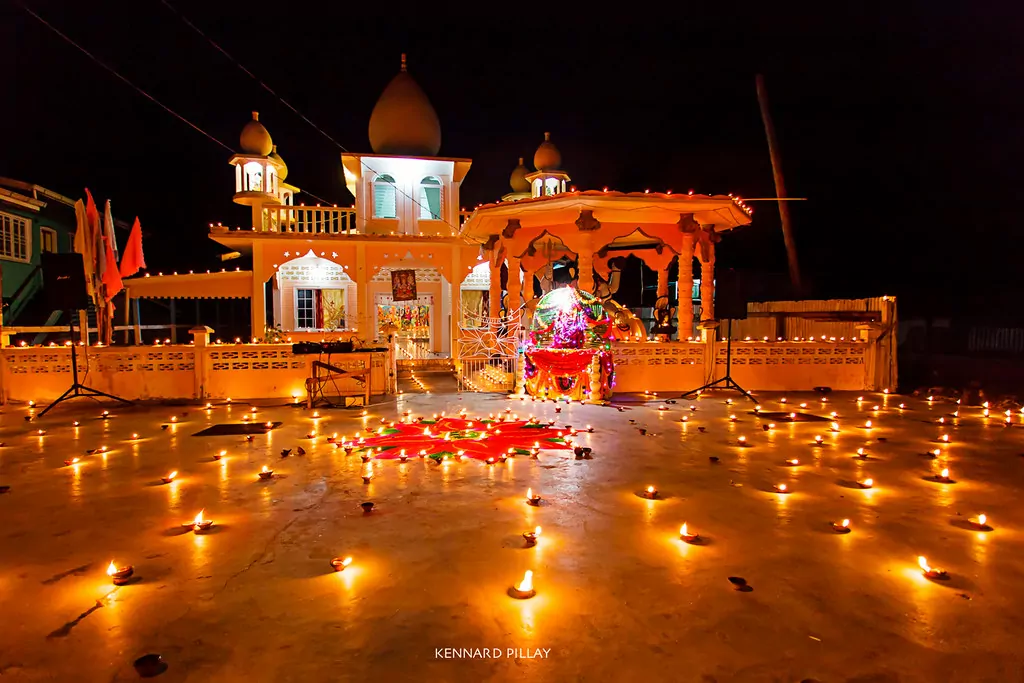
[102,235,123,301]
[119,217,146,278]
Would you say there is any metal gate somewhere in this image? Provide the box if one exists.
[456,307,522,393]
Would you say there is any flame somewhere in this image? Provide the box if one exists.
[815,435,823,442]
[729,414,736,421]
[517,570,534,592]
[527,488,535,499]
[865,420,872,428]
[787,459,799,465]
[941,434,949,442]
[107,561,117,576]
[831,422,840,431]
[941,468,949,478]
[167,471,177,481]
[862,478,873,487]
[978,514,987,526]
[646,485,656,494]
[194,510,205,525]
[789,412,797,419]
[840,519,850,528]
[738,436,746,443]
[918,555,931,572]
[680,523,690,536]
[341,556,353,568]
[261,465,270,473]
[777,484,787,492]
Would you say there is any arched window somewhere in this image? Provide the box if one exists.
[544,178,559,196]
[244,161,264,192]
[419,176,442,219]
[533,179,543,197]
[373,174,397,218]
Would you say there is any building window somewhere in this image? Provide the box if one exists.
[544,178,559,196]
[0,211,30,262]
[295,288,347,331]
[418,176,442,219]
[373,174,397,218]
[40,227,58,253]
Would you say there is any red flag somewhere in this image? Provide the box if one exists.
[102,235,123,300]
[119,217,147,278]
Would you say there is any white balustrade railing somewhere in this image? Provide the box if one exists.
[263,205,358,235]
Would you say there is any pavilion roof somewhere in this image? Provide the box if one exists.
[124,270,252,300]
[461,190,752,238]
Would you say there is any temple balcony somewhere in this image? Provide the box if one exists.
[212,206,475,237]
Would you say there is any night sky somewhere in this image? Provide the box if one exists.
[5,2,1021,319]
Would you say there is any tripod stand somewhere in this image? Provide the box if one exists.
[681,319,756,403]
[38,321,132,417]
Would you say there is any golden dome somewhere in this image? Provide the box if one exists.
[368,54,441,157]
[533,132,561,171]
[510,157,530,193]
[240,111,273,156]
[269,145,288,181]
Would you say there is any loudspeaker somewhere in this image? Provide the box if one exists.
[715,268,748,320]
[41,252,90,311]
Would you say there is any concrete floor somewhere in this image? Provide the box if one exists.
[2,384,1023,682]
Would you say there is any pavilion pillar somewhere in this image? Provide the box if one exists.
[250,242,267,339]
[577,250,595,294]
[678,235,695,338]
[522,268,536,303]
[506,256,522,321]
[700,245,715,321]
[657,266,669,299]
[489,257,502,318]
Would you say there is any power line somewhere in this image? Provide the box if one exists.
[18,1,338,209]
[157,0,474,240]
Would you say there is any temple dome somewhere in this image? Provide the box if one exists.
[533,132,561,171]
[269,145,288,181]
[240,111,273,156]
[368,55,442,157]
[510,157,530,193]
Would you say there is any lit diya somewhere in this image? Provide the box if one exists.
[508,570,536,599]
[935,468,954,483]
[362,470,373,484]
[856,448,868,459]
[970,514,991,531]
[183,510,213,532]
[831,519,851,534]
[526,488,542,506]
[784,458,800,466]
[214,450,227,461]
[101,410,111,419]
[923,448,940,459]
[814,435,824,445]
[679,523,701,544]
[773,483,790,494]
[918,555,948,580]
[360,501,375,513]
[642,485,659,500]
[737,436,749,447]
[728,414,737,422]
[330,556,353,571]
[857,478,874,489]
[160,471,178,484]
[523,526,542,546]
[258,465,274,480]
[938,434,950,443]
[64,456,81,466]
[107,561,134,586]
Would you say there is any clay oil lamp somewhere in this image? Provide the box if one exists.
[554,406,562,414]
[814,435,825,446]
[107,561,134,586]
[523,526,542,546]
[737,436,749,447]
[130,433,140,441]
[64,456,81,466]
[857,478,874,489]
[101,410,111,420]
[264,421,273,429]
[242,414,252,422]
[360,501,375,513]
[161,471,178,484]
[864,420,873,429]
[923,448,939,459]
[250,407,258,414]
[679,523,701,544]
[918,556,948,580]
[681,415,690,424]
[214,450,226,461]
[330,556,353,572]
[829,422,841,433]
[726,398,734,406]
[780,397,788,404]
[170,416,178,423]
[658,404,668,412]
[184,510,213,532]
[508,570,536,599]
[361,451,372,463]
[586,424,594,433]
[970,514,992,531]
[754,405,762,414]
[398,449,408,463]
[856,448,868,459]
[784,458,800,466]
[258,465,274,480]
[938,416,945,424]
[831,519,851,534]
[305,431,316,440]
[983,408,990,418]
[361,469,373,484]
[935,468,954,483]
[939,434,950,443]
[206,403,213,410]
[872,405,880,411]
[36,429,47,436]
[526,488,542,506]
[73,421,80,427]
[729,414,737,422]
[799,402,808,409]
[689,405,698,413]
[642,485,659,500]
[773,483,790,494]
[486,457,496,465]
[789,412,798,421]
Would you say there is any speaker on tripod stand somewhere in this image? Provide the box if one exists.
[682,268,756,402]
[36,253,132,417]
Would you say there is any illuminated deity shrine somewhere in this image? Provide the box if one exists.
[524,287,614,401]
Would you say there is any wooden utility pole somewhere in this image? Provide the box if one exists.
[756,74,803,295]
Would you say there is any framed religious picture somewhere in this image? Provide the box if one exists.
[391,269,417,302]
